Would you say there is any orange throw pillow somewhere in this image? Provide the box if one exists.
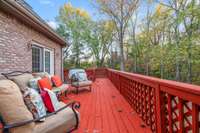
[38,77,52,90]
[51,75,63,87]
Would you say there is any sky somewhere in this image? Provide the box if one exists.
[26,0,157,30]
[26,0,98,29]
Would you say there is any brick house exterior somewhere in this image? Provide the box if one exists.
[0,0,67,79]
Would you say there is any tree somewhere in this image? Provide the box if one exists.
[84,20,115,67]
[56,1,200,85]
[56,3,91,67]
[182,0,199,83]
[151,4,171,78]
[95,0,139,71]
[158,0,189,81]
[128,12,139,72]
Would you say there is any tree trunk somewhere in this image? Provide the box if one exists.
[187,37,192,83]
[119,24,125,71]
[134,54,137,72]
[175,40,180,81]
[160,30,165,79]
[145,2,151,76]
[160,59,164,79]
[110,50,114,69]
[187,49,192,83]
[174,9,180,81]
[146,61,149,76]
[131,13,138,73]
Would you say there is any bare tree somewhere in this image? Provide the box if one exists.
[128,11,139,72]
[95,0,139,71]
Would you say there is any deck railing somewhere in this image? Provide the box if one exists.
[106,68,200,133]
[64,68,200,133]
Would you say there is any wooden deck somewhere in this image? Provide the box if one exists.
[62,78,152,133]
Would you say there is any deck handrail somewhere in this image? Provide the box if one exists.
[107,68,200,102]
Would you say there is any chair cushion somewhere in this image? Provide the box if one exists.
[77,72,88,81]
[69,69,89,83]
[41,88,60,113]
[34,102,79,133]
[68,69,85,79]
[52,84,69,94]
[51,75,63,87]
[28,77,41,92]
[33,72,53,86]
[72,80,92,87]
[33,72,51,78]
[0,80,35,133]
[38,77,52,90]
[24,88,46,121]
[71,73,79,82]
[8,73,34,93]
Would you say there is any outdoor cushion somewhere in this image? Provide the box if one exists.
[0,80,35,133]
[52,84,69,94]
[72,80,92,87]
[33,72,53,86]
[71,73,79,82]
[8,73,34,93]
[41,88,60,113]
[33,72,51,79]
[51,75,63,87]
[38,77,52,90]
[34,102,78,133]
[29,77,41,92]
[24,88,46,121]
[78,72,88,81]
[68,69,85,79]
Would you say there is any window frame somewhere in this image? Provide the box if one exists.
[32,45,43,72]
[32,43,54,75]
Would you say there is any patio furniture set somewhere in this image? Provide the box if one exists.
[0,69,93,133]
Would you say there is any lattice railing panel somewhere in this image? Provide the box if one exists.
[160,91,200,133]
[120,76,157,132]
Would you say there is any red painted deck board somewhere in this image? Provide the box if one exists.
[63,78,152,133]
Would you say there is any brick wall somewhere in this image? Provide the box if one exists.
[0,10,62,79]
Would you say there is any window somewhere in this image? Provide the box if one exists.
[32,45,54,74]
[32,46,43,72]
[45,50,51,73]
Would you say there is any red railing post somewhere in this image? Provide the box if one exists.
[178,98,184,133]
[155,84,162,133]
[192,103,199,133]
[167,94,173,133]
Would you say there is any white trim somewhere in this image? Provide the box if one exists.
[50,49,55,75]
